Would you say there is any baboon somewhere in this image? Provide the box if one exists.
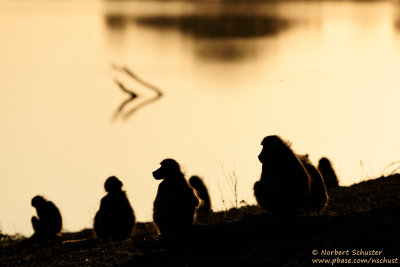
[318,157,339,189]
[30,195,62,241]
[189,176,211,222]
[94,176,135,240]
[299,154,328,213]
[253,135,311,215]
[153,159,199,234]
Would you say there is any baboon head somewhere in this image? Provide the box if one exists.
[31,195,46,208]
[258,135,291,163]
[153,158,181,180]
[318,157,331,169]
[104,176,123,193]
[188,176,202,188]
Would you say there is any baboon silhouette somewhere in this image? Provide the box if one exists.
[318,157,339,189]
[94,176,135,240]
[153,159,199,234]
[299,154,328,213]
[253,135,311,215]
[30,195,62,241]
[189,176,211,222]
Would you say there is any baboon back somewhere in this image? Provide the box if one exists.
[189,176,211,221]
[254,135,311,214]
[94,191,135,240]
[318,158,339,189]
[153,179,198,233]
[300,158,328,213]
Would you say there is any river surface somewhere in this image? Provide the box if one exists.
[1,0,400,235]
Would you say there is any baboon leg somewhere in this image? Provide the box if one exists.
[153,212,167,234]
[254,181,270,211]
[31,216,41,234]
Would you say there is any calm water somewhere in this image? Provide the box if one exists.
[1,0,400,235]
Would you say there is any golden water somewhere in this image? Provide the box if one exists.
[1,0,400,235]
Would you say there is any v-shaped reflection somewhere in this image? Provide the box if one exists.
[112,65,163,121]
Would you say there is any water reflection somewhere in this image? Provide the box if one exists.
[104,12,293,61]
[2,0,400,237]
[113,65,163,121]
[133,14,291,39]
[194,41,257,62]
[106,14,128,30]
[395,7,400,31]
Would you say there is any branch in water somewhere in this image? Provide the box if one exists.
[112,65,164,121]
[121,66,163,97]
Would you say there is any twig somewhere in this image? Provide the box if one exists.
[383,161,400,176]
[216,175,228,211]
[220,161,239,209]
[122,94,162,120]
[121,66,163,97]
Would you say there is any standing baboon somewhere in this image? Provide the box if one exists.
[94,176,135,240]
[299,154,328,213]
[31,195,62,241]
[189,176,211,222]
[318,157,339,189]
[253,135,311,215]
[153,159,199,234]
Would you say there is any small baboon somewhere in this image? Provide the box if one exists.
[253,135,311,215]
[299,154,328,213]
[153,159,199,234]
[318,157,339,189]
[189,176,211,222]
[31,195,62,241]
[94,176,135,240]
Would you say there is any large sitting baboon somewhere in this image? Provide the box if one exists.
[318,157,339,189]
[253,135,311,215]
[299,154,328,213]
[153,159,199,234]
[94,176,135,240]
[31,195,62,241]
[189,176,211,222]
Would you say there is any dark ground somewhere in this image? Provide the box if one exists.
[1,174,400,266]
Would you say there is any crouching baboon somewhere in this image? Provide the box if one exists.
[30,195,62,241]
[253,135,311,215]
[299,154,328,213]
[318,157,339,189]
[189,176,211,222]
[94,176,135,240]
[153,159,199,234]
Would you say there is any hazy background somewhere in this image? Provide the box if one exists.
[1,0,400,236]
